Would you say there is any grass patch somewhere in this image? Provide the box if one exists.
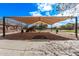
[63,30,75,33]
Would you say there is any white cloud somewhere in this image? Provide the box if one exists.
[29,3,54,16]
[30,11,42,16]
[37,3,53,12]
[29,3,79,17]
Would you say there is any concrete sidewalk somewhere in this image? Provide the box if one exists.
[0,39,79,56]
[0,39,48,56]
[0,31,20,36]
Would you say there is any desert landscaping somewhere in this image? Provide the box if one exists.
[0,30,79,56]
[0,16,79,56]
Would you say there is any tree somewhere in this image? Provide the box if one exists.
[60,23,75,30]
[35,24,47,30]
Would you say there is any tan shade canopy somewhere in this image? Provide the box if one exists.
[8,16,72,24]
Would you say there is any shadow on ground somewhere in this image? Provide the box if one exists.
[1,32,75,41]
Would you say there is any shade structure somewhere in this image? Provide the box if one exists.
[32,21,48,25]
[7,16,72,24]
[3,16,78,39]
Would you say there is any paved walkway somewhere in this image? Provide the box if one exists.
[0,39,79,56]
[0,31,20,36]
[0,39,49,56]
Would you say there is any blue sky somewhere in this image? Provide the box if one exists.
[0,3,79,27]
[0,3,38,16]
[0,3,61,16]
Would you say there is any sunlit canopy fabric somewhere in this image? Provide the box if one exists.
[7,16,72,24]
